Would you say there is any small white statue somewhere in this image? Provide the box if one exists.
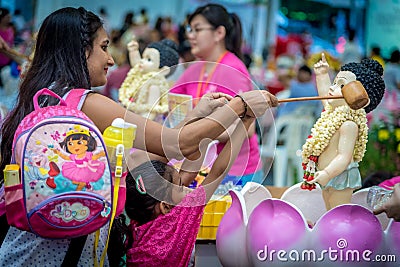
[119,39,179,120]
[301,53,385,210]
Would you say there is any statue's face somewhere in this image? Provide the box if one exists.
[139,48,160,73]
[329,70,356,107]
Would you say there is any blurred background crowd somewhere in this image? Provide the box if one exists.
[0,0,399,187]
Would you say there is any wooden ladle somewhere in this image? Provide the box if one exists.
[278,80,370,110]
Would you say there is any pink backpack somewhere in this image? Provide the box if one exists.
[3,88,115,239]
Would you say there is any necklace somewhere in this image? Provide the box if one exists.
[119,66,169,114]
[194,51,228,105]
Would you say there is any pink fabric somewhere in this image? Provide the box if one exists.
[0,27,14,66]
[103,64,131,98]
[379,176,400,190]
[64,89,88,110]
[171,52,262,175]
[126,186,206,267]
[0,185,4,216]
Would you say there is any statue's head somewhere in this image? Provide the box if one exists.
[339,59,385,113]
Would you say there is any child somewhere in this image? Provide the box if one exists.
[109,116,254,267]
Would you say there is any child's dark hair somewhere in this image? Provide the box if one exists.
[59,133,97,153]
[108,160,176,267]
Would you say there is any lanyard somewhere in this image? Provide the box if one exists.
[194,51,228,106]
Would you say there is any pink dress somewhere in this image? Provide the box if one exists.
[126,186,206,267]
[61,152,105,182]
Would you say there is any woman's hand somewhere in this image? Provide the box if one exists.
[314,53,330,76]
[194,92,232,118]
[374,183,400,221]
[238,90,278,118]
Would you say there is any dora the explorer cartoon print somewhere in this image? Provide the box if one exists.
[52,125,106,191]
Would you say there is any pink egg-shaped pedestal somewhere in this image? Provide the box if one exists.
[247,199,310,266]
[216,190,250,267]
[312,204,383,267]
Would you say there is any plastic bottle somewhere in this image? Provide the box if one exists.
[367,185,393,210]
[103,118,137,178]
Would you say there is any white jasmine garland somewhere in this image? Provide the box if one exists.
[119,65,169,115]
[301,105,368,165]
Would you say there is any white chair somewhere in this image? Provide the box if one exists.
[260,110,316,187]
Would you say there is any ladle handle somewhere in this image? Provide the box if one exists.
[278,95,343,103]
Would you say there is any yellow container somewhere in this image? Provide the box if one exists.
[197,195,232,239]
[197,226,218,240]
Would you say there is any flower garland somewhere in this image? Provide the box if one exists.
[119,65,169,116]
[301,104,368,190]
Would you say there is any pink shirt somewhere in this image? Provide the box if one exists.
[103,64,131,98]
[171,52,262,175]
[0,27,14,67]
[126,186,206,267]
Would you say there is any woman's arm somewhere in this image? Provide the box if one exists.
[217,120,256,142]
[175,92,232,128]
[82,90,277,160]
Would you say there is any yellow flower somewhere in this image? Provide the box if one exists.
[395,128,400,142]
[378,129,390,141]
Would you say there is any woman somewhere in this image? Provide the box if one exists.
[171,3,265,185]
[0,7,277,266]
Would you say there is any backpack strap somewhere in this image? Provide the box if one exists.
[64,89,90,110]
[61,235,88,267]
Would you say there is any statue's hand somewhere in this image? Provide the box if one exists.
[127,40,139,52]
[309,170,330,187]
[313,53,330,76]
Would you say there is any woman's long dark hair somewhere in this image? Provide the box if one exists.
[189,3,243,60]
[0,7,102,184]
[108,160,175,267]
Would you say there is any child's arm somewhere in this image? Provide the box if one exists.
[201,116,253,202]
[178,137,216,187]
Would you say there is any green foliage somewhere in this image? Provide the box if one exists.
[360,111,400,178]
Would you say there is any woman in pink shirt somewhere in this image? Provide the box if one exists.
[171,3,264,186]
